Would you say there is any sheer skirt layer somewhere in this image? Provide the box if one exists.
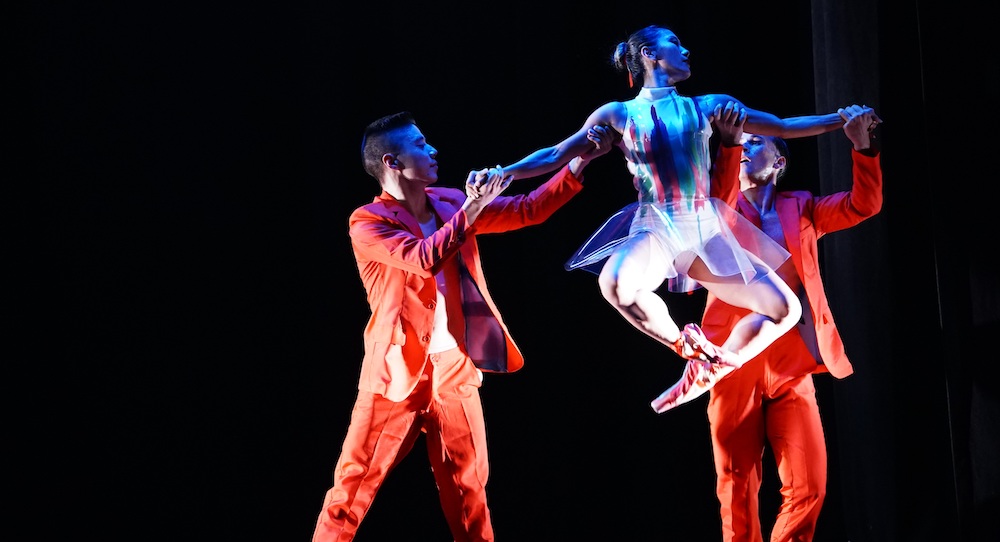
[565,198,790,293]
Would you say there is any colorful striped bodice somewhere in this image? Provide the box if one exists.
[622,87,713,210]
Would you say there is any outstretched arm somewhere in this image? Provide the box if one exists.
[746,108,843,139]
[701,93,880,139]
[468,124,618,199]
[494,101,624,182]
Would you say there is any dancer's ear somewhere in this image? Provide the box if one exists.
[383,154,402,169]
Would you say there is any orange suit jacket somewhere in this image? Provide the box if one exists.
[348,165,583,401]
[703,145,883,378]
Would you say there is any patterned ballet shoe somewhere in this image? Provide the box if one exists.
[665,335,689,359]
[650,359,736,413]
[682,323,742,368]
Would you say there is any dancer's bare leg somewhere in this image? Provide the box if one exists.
[598,233,683,349]
[652,254,801,414]
[688,254,801,367]
[650,259,802,413]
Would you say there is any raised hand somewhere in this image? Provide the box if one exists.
[469,164,513,193]
[838,104,881,150]
[466,165,511,200]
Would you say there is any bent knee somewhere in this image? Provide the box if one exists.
[783,294,803,325]
[772,294,802,326]
[759,285,801,326]
[598,271,619,303]
[599,274,642,308]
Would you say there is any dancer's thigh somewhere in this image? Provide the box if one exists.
[689,254,788,317]
[600,232,670,292]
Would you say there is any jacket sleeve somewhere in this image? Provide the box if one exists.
[710,144,742,206]
[349,204,469,278]
[811,149,883,235]
[470,164,584,234]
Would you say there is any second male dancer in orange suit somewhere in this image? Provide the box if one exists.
[653,104,883,541]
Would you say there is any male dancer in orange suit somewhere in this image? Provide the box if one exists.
[312,111,613,542]
[653,104,883,541]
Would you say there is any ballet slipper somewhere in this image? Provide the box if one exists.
[682,323,742,368]
[665,332,705,361]
[665,336,688,359]
[650,359,736,413]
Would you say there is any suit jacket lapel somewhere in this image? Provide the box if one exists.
[775,195,807,286]
[372,191,424,236]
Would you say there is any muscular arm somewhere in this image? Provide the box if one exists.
[747,109,844,138]
[500,101,624,181]
[700,93,844,139]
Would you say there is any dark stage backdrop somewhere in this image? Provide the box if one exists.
[21,1,997,541]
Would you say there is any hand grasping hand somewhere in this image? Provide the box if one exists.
[585,124,621,155]
[838,104,882,132]
[466,165,511,199]
[838,104,882,150]
[710,101,748,147]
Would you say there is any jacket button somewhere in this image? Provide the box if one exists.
[421,335,431,342]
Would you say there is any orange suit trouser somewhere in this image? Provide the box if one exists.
[313,347,492,542]
[707,329,827,542]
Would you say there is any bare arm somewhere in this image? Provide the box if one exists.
[746,109,844,139]
[700,94,880,140]
[498,101,624,182]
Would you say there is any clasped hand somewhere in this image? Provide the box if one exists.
[838,104,882,132]
[838,104,882,149]
[466,165,512,200]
